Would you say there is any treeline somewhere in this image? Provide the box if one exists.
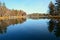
[28,0,60,18]
[0,2,26,17]
[28,13,49,16]
[49,0,60,16]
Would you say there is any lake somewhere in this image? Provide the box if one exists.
[0,18,60,40]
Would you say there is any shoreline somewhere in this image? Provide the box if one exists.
[0,16,26,20]
[29,16,60,18]
[0,16,60,19]
[29,16,60,19]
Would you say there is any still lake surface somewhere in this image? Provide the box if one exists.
[0,18,60,40]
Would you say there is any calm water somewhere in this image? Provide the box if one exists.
[0,18,60,40]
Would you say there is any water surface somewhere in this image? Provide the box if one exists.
[0,18,60,40]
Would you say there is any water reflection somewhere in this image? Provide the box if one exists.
[0,18,26,34]
[48,19,60,37]
[29,17,47,20]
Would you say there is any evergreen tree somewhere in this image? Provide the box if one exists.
[55,0,60,15]
[49,1,55,16]
[0,2,1,6]
[3,2,6,7]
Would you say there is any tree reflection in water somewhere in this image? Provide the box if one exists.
[48,18,60,37]
[0,18,26,34]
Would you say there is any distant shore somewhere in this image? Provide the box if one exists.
[29,16,60,17]
[28,16,60,19]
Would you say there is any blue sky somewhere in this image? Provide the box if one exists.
[0,0,55,14]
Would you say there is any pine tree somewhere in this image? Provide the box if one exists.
[0,2,1,6]
[49,1,55,16]
[55,0,60,15]
[3,2,6,7]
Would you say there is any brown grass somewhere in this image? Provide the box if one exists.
[0,16,26,20]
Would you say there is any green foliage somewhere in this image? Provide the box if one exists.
[55,0,60,15]
[48,1,55,16]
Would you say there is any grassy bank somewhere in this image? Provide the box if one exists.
[0,16,26,20]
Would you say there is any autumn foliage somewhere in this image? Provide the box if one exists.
[0,2,26,17]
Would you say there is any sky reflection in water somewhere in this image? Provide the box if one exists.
[0,18,60,40]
